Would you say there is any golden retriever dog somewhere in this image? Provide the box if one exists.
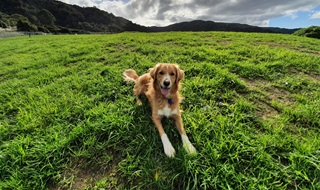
[123,63,196,157]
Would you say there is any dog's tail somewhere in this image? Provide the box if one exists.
[123,69,139,83]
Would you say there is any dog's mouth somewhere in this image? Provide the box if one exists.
[160,86,170,96]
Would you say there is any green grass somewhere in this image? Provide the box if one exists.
[0,32,319,189]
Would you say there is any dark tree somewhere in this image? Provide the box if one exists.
[0,20,8,28]
[17,20,37,31]
[37,9,56,26]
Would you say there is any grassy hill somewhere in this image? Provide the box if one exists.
[0,32,319,189]
[0,0,147,33]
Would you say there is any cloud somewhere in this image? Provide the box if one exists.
[61,0,96,7]
[59,0,320,27]
[310,11,320,19]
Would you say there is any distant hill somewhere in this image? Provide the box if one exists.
[0,0,299,34]
[149,20,298,34]
[0,0,148,33]
[293,26,320,39]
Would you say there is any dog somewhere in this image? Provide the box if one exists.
[123,63,196,157]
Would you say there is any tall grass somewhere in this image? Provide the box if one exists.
[0,32,319,189]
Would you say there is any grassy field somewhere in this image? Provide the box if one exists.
[0,32,319,189]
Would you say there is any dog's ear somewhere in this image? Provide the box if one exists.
[175,64,185,82]
[149,64,160,79]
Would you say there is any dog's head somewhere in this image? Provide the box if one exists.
[149,63,184,96]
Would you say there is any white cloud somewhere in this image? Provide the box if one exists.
[61,0,96,7]
[310,11,320,19]
[59,0,320,27]
[98,0,127,17]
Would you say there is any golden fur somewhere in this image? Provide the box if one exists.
[123,63,196,157]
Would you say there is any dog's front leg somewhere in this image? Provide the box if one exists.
[152,115,176,157]
[172,114,197,154]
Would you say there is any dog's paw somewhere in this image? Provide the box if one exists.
[183,141,197,154]
[161,134,175,157]
[181,135,197,154]
[164,143,176,157]
[136,99,142,106]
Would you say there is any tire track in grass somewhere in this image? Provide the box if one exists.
[240,77,295,120]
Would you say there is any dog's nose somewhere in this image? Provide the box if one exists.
[164,80,170,87]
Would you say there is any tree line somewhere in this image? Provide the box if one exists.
[1,9,56,33]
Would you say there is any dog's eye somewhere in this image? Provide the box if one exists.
[170,73,175,76]
[159,71,164,75]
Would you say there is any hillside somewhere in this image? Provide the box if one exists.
[0,32,319,189]
[0,0,147,33]
[149,20,298,34]
[294,26,320,39]
[1,0,298,34]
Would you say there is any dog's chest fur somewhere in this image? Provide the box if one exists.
[158,105,178,117]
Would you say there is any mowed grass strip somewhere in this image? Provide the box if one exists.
[0,32,319,189]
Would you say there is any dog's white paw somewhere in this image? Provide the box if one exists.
[183,141,197,154]
[164,143,176,157]
[181,134,197,154]
[161,134,176,157]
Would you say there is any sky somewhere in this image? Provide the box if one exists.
[60,0,320,29]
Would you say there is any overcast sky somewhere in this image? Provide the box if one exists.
[60,0,320,28]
